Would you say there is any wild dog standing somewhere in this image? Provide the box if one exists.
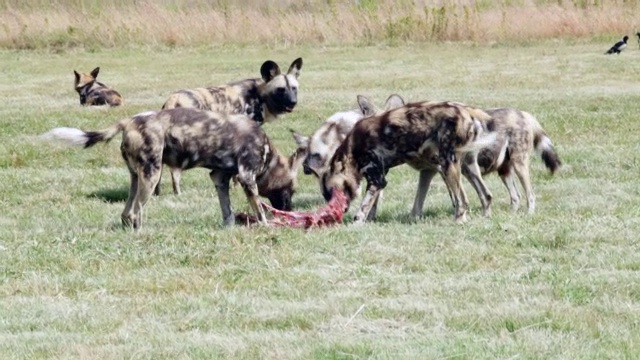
[321,101,496,224]
[460,108,561,216]
[159,57,303,195]
[41,108,305,229]
[73,67,123,106]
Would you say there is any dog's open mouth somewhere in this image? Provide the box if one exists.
[235,189,347,229]
[284,106,295,113]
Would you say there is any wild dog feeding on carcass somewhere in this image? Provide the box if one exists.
[73,67,123,107]
[41,108,306,230]
[159,58,303,195]
[320,100,497,224]
[459,107,562,216]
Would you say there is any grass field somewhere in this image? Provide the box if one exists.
[2,39,640,359]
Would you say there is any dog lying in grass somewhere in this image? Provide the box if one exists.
[42,108,306,229]
[73,67,123,107]
[320,100,496,223]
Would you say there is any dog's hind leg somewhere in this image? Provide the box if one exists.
[462,157,493,217]
[441,162,468,222]
[512,158,535,214]
[410,169,437,218]
[121,166,139,228]
[153,168,163,196]
[210,172,235,226]
[124,165,161,229]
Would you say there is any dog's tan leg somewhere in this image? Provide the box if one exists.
[411,169,437,218]
[243,183,267,224]
[462,157,493,217]
[210,172,235,226]
[121,168,139,228]
[170,167,182,195]
[367,190,382,221]
[513,159,535,214]
[441,163,468,222]
[153,168,162,196]
[129,167,162,229]
[500,171,521,213]
[354,184,382,224]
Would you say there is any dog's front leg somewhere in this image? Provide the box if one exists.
[353,183,382,224]
[210,171,235,226]
[237,168,268,225]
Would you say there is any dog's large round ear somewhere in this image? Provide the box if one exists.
[357,95,378,117]
[384,94,405,110]
[90,67,100,79]
[287,57,303,78]
[290,129,309,149]
[260,60,281,82]
[73,70,81,83]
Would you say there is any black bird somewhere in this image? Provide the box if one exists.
[605,35,628,54]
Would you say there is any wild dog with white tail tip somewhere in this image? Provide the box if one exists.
[459,107,561,216]
[321,101,496,224]
[41,108,306,229]
[73,67,123,107]
[159,57,303,195]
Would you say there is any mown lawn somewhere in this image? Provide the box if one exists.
[1,41,640,359]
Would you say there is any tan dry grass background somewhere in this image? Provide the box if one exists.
[0,0,638,49]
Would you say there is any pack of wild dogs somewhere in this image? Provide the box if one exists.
[43,58,561,230]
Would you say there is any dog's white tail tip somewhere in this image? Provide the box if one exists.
[40,127,87,146]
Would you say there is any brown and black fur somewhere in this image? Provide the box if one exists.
[321,101,496,224]
[162,58,303,124]
[159,57,303,195]
[42,108,305,229]
[460,107,561,215]
[73,67,123,107]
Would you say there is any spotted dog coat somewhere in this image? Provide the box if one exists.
[459,107,561,215]
[159,57,303,195]
[321,101,496,224]
[73,67,123,106]
[291,94,405,220]
[41,108,305,229]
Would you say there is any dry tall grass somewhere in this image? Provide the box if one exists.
[0,0,638,49]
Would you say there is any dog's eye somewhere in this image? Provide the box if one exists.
[277,87,286,94]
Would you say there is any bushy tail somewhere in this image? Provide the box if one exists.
[526,112,562,174]
[40,117,132,148]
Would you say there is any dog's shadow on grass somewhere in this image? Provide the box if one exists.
[87,187,129,203]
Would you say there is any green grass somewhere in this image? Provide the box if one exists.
[1,41,640,359]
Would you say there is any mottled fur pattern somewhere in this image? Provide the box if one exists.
[293,94,406,181]
[73,67,123,107]
[321,101,496,224]
[460,107,561,215]
[162,58,303,124]
[159,57,303,195]
[42,108,304,229]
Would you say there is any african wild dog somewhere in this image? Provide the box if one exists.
[292,94,405,181]
[73,67,123,106]
[41,108,306,229]
[291,94,405,220]
[321,101,496,224]
[457,107,561,216]
[159,57,303,195]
